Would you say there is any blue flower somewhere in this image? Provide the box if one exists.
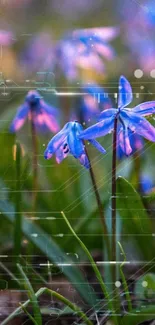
[10,90,60,133]
[117,130,144,159]
[55,27,118,80]
[44,121,106,168]
[140,173,154,194]
[81,84,143,157]
[79,76,155,156]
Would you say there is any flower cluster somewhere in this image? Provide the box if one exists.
[79,76,155,156]
[43,76,155,168]
[10,77,155,169]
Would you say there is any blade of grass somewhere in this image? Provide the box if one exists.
[44,287,93,325]
[117,241,132,312]
[0,262,20,285]
[61,211,117,324]
[1,287,45,325]
[2,285,93,325]
[0,199,96,305]
[17,263,42,325]
[120,306,155,325]
[20,257,48,286]
[13,141,22,262]
[19,303,38,325]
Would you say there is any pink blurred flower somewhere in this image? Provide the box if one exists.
[0,30,15,46]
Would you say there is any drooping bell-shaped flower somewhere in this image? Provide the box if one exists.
[10,90,60,133]
[79,75,155,156]
[44,121,106,168]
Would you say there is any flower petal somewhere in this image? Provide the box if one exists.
[67,129,84,158]
[79,115,115,140]
[132,101,155,116]
[40,100,60,132]
[72,27,119,42]
[120,110,155,142]
[76,52,105,73]
[118,75,133,109]
[40,99,59,117]
[55,143,69,163]
[10,104,29,132]
[78,153,90,169]
[118,126,132,156]
[99,108,117,120]
[89,139,106,154]
[44,123,70,159]
[94,43,115,60]
[82,84,112,114]
[118,128,143,159]
[34,111,60,133]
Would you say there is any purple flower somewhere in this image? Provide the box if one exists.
[117,130,143,159]
[56,27,118,80]
[10,90,60,133]
[120,1,155,74]
[0,30,15,46]
[44,121,106,168]
[79,76,155,156]
[20,32,54,73]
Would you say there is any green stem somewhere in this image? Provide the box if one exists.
[133,151,141,192]
[14,141,22,262]
[118,242,132,312]
[2,286,92,325]
[1,288,45,325]
[19,303,38,325]
[17,264,42,325]
[112,118,118,284]
[45,288,93,325]
[30,114,38,213]
[0,262,20,285]
[85,146,111,260]
[61,211,116,320]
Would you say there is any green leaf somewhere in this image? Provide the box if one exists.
[14,141,22,261]
[0,199,96,306]
[120,307,155,325]
[116,176,155,261]
[135,273,155,300]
